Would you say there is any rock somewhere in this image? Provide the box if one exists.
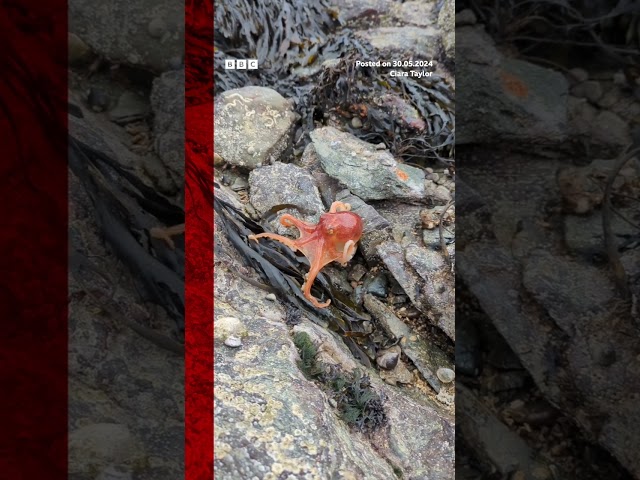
[391,1,435,27]
[569,67,589,83]
[68,33,92,65]
[376,346,401,370]
[567,96,598,137]
[436,367,455,383]
[311,171,345,208]
[351,116,363,128]
[87,87,110,113]
[378,94,426,131]
[380,358,414,386]
[437,0,455,60]
[363,294,453,393]
[68,424,144,474]
[363,272,388,297]
[214,258,454,479]
[332,0,392,22]
[311,126,425,202]
[357,27,440,57]
[109,91,150,124]
[215,316,248,341]
[248,162,325,235]
[150,70,185,191]
[224,336,243,348]
[457,26,568,144]
[405,244,455,340]
[69,0,184,72]
[95,465,134,480]
[456,9,477,26]
[457,384,556,479]
[570,80,602,103]
[590,110,631,148]
[215,87,297,170]
[348,263,368,283]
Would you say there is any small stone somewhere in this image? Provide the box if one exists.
[215,316,248,341]
[376,348,400,370]
[569,68,589,83]
[351,117,363,128]
[224,336,243,348]
[613,71,626,85]
[148,17,167,39]
[455,9,476,26]
[571,80,602,103]
[436,367,455,383]
[428,172,440,182]
[266,293,277,301]
[348,264,368,282]
[87,88,110,112]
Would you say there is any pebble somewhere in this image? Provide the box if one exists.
[87,87,110,112]
[571,80,602,103]
[376,348,400,370]
[428,172,440,182]
[348,264,368,283]
[224,336,243,348]
[351,117,363,128]
[364,273,388,298]
[148,17,167,39]
[455,9,477,26]
[569,67,589,83]
[436,367,455,383]
[265,293,277,301]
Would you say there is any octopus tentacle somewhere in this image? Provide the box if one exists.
[329,201,351,213]
[248,232,300,253]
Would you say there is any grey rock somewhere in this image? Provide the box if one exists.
[376,346,401,370]
[363,272,388,297]
[456,9,477,25]
[311,126,425,201]
[215,87,297,170]
[571,80,602,103]
[364,294,453,393]
[69,0,184,72]
[348,263,368,283]
[437,0,455,59]
[590,110,631,148]
[95,465,133,480]
[150,69,185,192]
[378,93,426,131]
[357,26,440,57]
[457,384,556,479]
[569,67,589,83]
[351,116,363,128]
[68,424,144,475]
[332,0,392,22]
[406,244,455,340]
[567,96,598,137]
[224,336,243,348]
[457,26,568,144]
[248,162,325,235]
[436,367,455,384]
[392,0,435,27]
[214,243,454,479]
[109,91,150,124]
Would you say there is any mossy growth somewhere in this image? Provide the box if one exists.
[292,331,387,432]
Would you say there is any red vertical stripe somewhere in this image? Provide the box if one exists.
[0,1,68,479]
[185,0,215,478]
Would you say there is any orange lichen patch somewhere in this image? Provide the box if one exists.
[248,201,364,308]
[500,71,529,98]
[396,168,409,181]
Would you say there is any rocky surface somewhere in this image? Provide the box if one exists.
[215,87,298,170]
[69,0,184,72]
[310,126,426,202]
[457,25,569,145]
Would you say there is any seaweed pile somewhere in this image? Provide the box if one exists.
[461,0,640,67]
[214,0,455,167]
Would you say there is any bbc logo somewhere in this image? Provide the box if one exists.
[224,59,258,70]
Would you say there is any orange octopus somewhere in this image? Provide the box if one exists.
[249,201,363,308]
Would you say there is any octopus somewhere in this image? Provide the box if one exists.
[248,201,364,308]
